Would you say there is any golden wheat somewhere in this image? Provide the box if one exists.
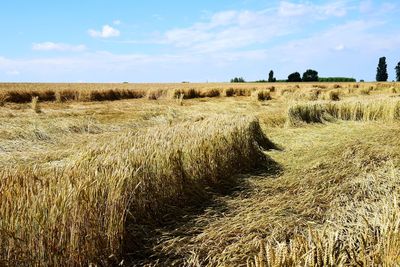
[252,90,272,101]
[31,96,41,113]
[287,98,400,125]
[2,82,400,266]
[250,162,400,267]
[0,115,272,266]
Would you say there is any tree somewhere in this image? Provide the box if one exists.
[396,61,400,82]
[287,72,302,82]
[302,69,319,82]
[230,77,245,83]
[376,57,388,82]
[319,77,356,82]
[268,70,276,82]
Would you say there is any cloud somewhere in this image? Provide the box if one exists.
[209,10,237,26]
[6,70,20,75]
[152,14,164,21]
[163,10,284,52]
[278,1,310,17]
[88,25,120,38]
[258,18,400,80]
[278,1,349,17]
[361,0,398,13]
[32,42,86,52]
[1,1,400,82]
[162,1,352,53]
[359,0,373,13]
[334,44,345,51]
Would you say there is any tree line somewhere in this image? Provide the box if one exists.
[231,57,400,83]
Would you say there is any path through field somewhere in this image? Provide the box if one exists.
[133,121,400,266]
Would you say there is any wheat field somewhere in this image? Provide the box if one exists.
[1,82,400,266]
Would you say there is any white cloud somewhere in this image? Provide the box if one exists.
[162,1,352,53]
[1,1,399,82]
[152,14,164,21]
[32,42,86,52]
[278,1,309,17]
[360,0,398,15]
[260,18,400,79]
[321,2,348,17]
[278,1,349,18]
[6,70,20,75]
[359,0,373,13]
[210,10,237,26]
[380,2,397,13]
[334,44,345,51]
[164,10,284,51]
[88,25,120,38]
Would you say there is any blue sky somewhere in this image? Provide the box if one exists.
[0,0,399,82]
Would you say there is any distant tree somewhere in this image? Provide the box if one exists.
[319,77,356,82]
[230,77,245,83]
[302,69,319,82]
[287,72,302,82]
[376,57,388,82]
[396,61,400,82]
[268,70,276,82]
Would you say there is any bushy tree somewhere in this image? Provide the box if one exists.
[268,70,276,82]
[230,77,245,83]
[319,77,356,82]
[376,57,388,82]
[396,61,400,82]
[287,72,302,82]
[302,69,319,82]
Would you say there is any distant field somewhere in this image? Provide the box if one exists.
[1,82,399,103]
[1,82,400,266]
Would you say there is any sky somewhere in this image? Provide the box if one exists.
[0,0,399,82]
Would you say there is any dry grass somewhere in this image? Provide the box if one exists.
[2,82,400,266]
[0,94,7,107]
[0,85,146,103]
[0,114,272,266]
[146,89,164,100]
[251,161,400,267]
[31,96,41,113]
[137,121,400,266]
[177,93,184,106]
[252,90,272,101]
[223,87,235,97]
[0,82,399,104]
[360,87,372,95]
[325,90,341,101]
[287,98,400,125]
[171,88,221,99]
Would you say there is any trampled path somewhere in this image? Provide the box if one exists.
[132,122,400,266]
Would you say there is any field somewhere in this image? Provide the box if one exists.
[1,82,400,266]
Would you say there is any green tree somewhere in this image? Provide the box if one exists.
[302,69,319,82]
[268,70,276,82]
[230,77,245,83]
[376,57,388,82]
[396,61,400,82]
[318,77,356,82]
[287,72,302,82]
